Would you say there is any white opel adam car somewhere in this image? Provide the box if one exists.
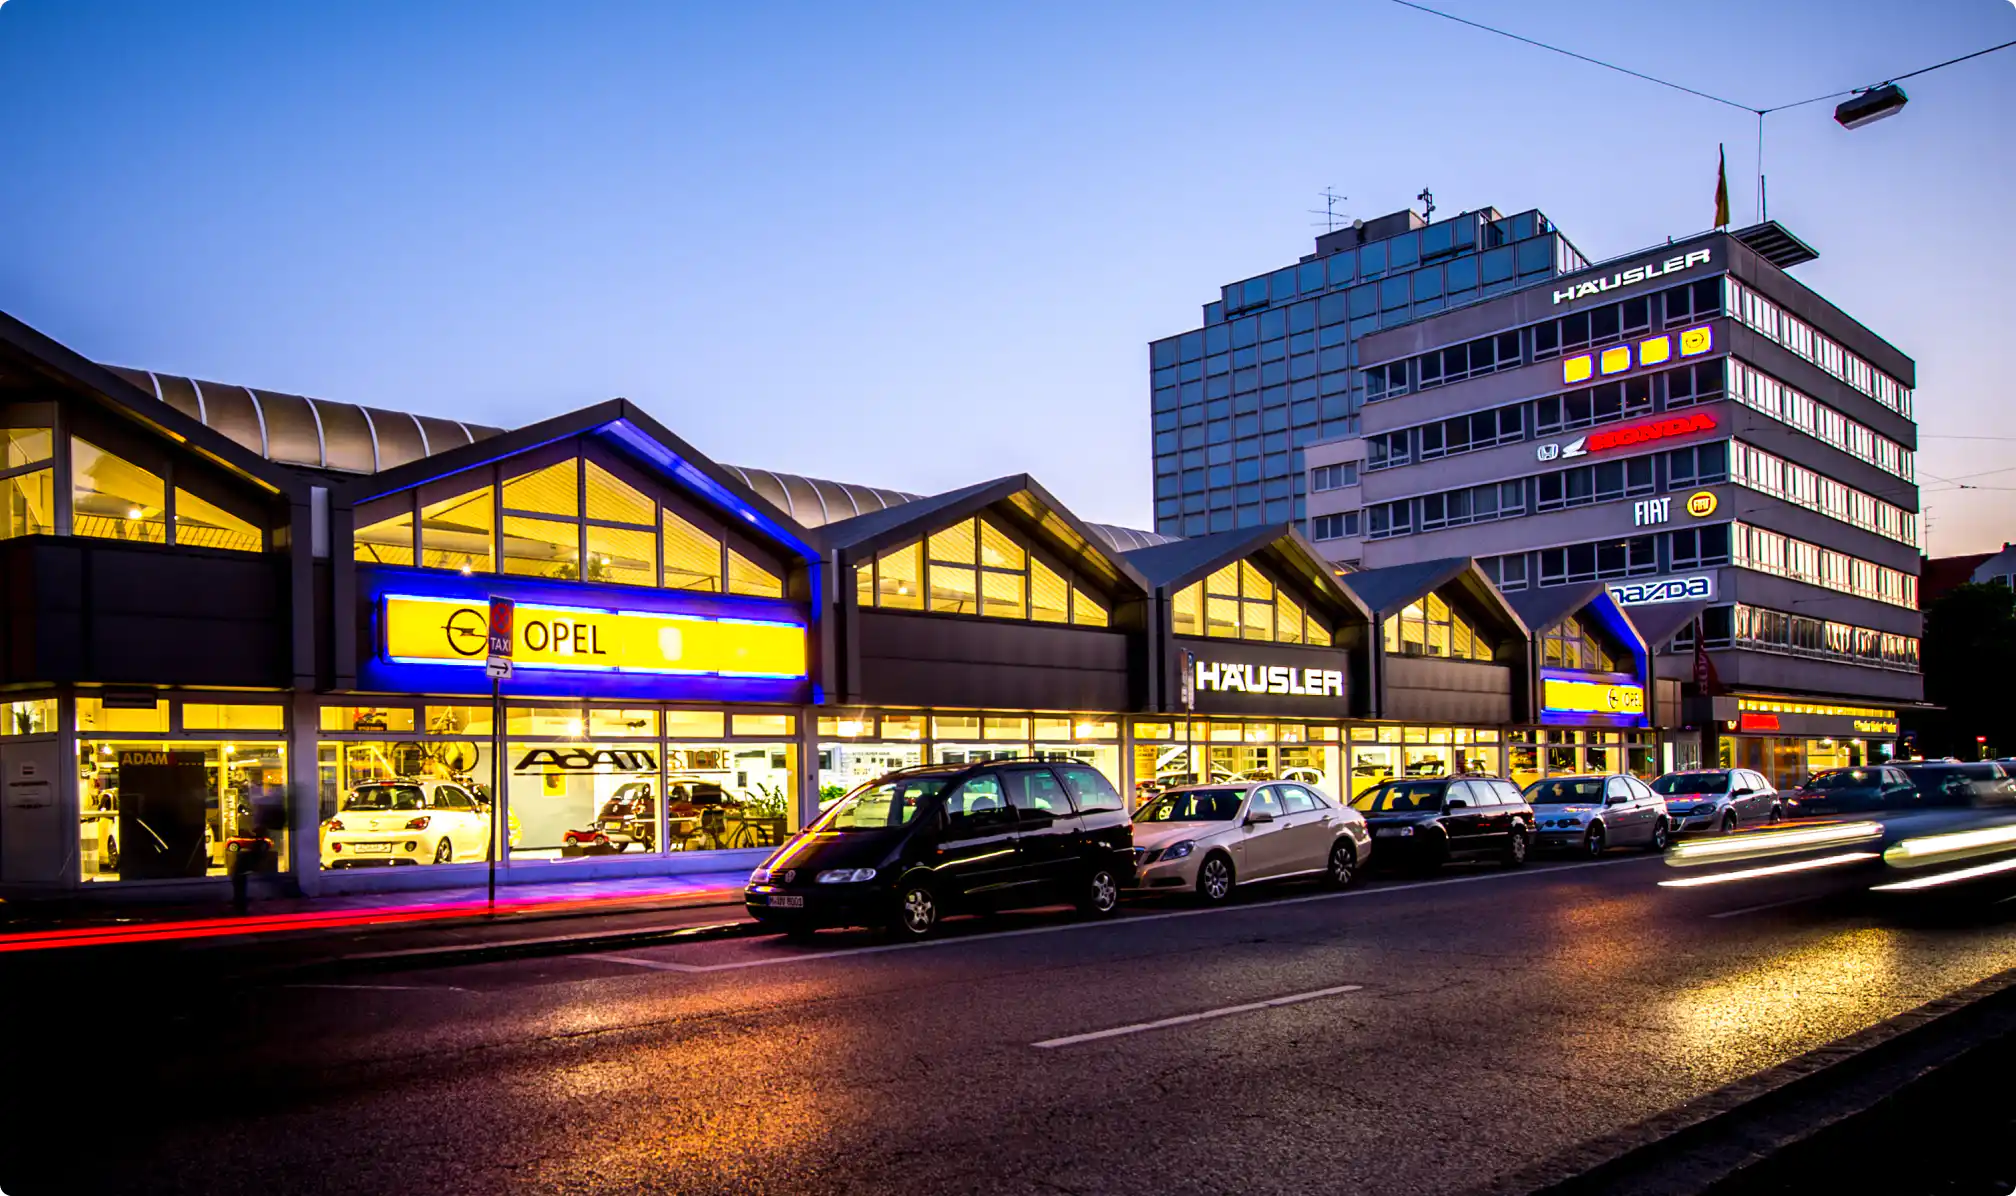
[321,781,495,867]
[1129,780,1370,902]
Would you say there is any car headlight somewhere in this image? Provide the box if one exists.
[1161,840,1195,861]
[749,867,772,883]
[1393,826,1415,836]
[816,868,877,883]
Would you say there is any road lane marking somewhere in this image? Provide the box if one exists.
[573,856,1655,976]
[1709,896,1820,919]
[1032,984,1364,1048]
[584,953,712,973]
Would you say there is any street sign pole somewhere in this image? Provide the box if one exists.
[485,598,515,913]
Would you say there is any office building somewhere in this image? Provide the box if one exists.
[1304,221,1921,778]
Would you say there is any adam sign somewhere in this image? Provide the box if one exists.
[1194,659,1344,698]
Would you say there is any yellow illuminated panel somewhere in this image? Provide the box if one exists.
[1562,354,1593,385]
[383,594,806,678]
[1679,324,1714,357]
[1638,335,1672,366]
[1686,490,1718,517]
[1737,697,1896,719]
[1599,345,1632,375]
[1543,678,1645,716]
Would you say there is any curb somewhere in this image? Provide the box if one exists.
[251,913,768,981]
[1465,965,2016,1196]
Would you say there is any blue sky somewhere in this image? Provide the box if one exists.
[1,0,2010,551]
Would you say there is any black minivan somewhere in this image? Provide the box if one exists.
[744,759,1135,938]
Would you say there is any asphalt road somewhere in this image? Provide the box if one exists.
[9,851,2016,1196]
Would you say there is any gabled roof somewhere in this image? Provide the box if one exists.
[1620,600,1709,651]
[817,474,1151,594]
[0,310,307,500]
[1509,583,1648,661]
[1338,557,1529,640]
[339,398,819,561]
[1120,525,1371,625]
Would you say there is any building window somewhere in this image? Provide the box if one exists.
[1381,592,1493,661]
[1537,536,1659,586]
[1310,462,1358,491]
[1174,560,1329,645]
[1310,511,1359,541]
[72,438,167,544]
[356,453,786,596]
[858,515,1107,627]
[1534,456,1656,513]
[1540,616,1622,672]
[1534,376,1653,435]
[0,411,54,540]
[1665,443,1728,489]
[1669,524,1731,570]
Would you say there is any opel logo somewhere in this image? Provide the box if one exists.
[443,607,488,657]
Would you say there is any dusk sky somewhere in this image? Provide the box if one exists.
[1,0,2010,551]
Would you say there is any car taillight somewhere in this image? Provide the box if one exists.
[327,819,344,831]
[405,816,431,830]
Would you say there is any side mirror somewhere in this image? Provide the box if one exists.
[1606,795,1629,806]
[1445,799,1468,810]
[1245,810,1276,825]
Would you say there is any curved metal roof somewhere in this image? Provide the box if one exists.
[102,366,503,473]
[102,363,1178,552]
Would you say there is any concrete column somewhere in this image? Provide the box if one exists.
[796,705,819,831]
[288,689,323,895]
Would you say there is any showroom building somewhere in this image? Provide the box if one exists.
[0,305,1865,904]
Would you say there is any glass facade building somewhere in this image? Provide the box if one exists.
[1148,206,1588,538]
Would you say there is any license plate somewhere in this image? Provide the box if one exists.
[353,843,394,854]
[768,895,804,908]
[1374,828,1407,838]
[601,822,625,831]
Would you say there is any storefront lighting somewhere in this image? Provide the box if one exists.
[565,718,585,738]
[837,720,865,737]
[1074,723,1099,738]
[126,506,144,519]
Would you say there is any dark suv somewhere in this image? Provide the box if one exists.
[1350,776,1535,870]
[744,759,1135,938]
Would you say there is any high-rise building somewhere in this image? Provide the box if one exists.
[1302,220,1922,771]
[1148,207,1589,539]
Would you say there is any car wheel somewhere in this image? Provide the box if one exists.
[1582,824,1606,858]
[433,838,454,864]
[1503,826,1530,868]
[1721,811,1738,835]
[1769,803,1785,824]
[1324,840,1358,888]
[1648,819,1670,853]
[1078,867,1121,916]
[1197,853,1235,903]
[891,881,939,939]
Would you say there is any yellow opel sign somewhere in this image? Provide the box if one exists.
[1543,678,1645,716]
[383,594,806,678]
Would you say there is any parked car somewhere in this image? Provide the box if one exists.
[321,780,494,867]
[1783,766,1917,817]
[1350,776,1534,870]
[593,781,657,850]
[1129,781,1368,902]
[745,759,1134,938]
[1899,762,2016,807]
[1523,774,1671,856]
[1651,769,1781,834]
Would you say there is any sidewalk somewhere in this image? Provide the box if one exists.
[0,868,753,955]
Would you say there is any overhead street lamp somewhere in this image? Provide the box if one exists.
[1835,84,1909,130]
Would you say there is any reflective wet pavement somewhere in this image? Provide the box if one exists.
[8,853,2016,1195]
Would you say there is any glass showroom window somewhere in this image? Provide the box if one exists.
[1172,561,1331,645]
[72,438,167,543]
[1381,593,1494,661]
[77,697,289,883]
[317,703,508,870]
[0,411,53,540]
[856,515,1107,627]
[353,452,786,597]
[1539,616,1621,672]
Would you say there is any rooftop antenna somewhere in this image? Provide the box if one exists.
[1308,188,1351,232]
[1417,187,1435,222]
